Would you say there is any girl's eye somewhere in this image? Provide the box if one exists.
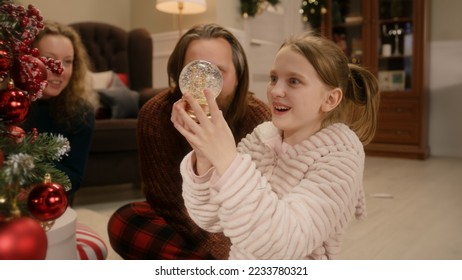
[63,60,73,67]
[289,78,300,85]
[269,75,277,84]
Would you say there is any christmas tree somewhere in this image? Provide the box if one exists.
[0,0,70,259]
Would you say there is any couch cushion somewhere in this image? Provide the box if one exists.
[116,73,129,86]
[97,72,139,119]
[89,70,113,89]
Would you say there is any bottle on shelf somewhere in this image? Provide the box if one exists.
[404,22,413,56]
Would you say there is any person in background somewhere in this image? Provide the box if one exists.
[22,21,98,200]
[172,31,380,259]
[22,21,107,260]
[107,23,271,259]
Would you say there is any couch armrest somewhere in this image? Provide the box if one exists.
[138,87,168,108]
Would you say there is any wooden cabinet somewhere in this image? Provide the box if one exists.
[320,0,429,159]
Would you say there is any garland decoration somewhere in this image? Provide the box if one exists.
[300,0,327,30]
[240,0,281,18]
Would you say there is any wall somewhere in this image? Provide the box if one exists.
[428,41,462,157]
[22,0,131,29]
[243,0,304,102]
[427,0,462,157]
[430,0,462,41]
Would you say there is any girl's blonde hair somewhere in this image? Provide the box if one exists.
[33,21,98,129]
[281,32,380,145]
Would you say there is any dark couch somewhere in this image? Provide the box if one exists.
[69,22,159,189]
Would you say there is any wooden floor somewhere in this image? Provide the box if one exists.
[74,156,462,260]
[339,156,462,260]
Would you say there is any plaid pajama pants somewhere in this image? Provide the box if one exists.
[107,201,215,259]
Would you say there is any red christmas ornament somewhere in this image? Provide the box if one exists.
[0,41,12,72]
[0,217,48,260]
[0,80,30,124]
[27,174,68,222]
[12,55,48,96]
[6,125,26,143]
[30,56,48,81]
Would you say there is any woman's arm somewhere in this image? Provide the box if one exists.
[56,110,95,196]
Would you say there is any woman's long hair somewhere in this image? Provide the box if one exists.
[167,23,251,137]
[33,21,97,129]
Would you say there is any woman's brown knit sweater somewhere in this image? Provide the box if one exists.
[138,88,271,259]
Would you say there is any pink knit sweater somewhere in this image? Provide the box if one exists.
[181,122,366,259]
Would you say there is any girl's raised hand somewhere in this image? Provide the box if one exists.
[171,89,237,176]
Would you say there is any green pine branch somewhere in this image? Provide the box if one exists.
[1,129,71,194]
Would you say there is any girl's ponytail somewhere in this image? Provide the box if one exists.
[344,64,380,145]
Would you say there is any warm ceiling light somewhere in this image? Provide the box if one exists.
[155,0,207,36]
[156,0,207,15]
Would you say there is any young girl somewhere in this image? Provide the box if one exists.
[171,32,380,259]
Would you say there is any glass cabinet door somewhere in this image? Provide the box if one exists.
[323,0,429,158]
[330,0,364,64]
[377,0,413,92]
